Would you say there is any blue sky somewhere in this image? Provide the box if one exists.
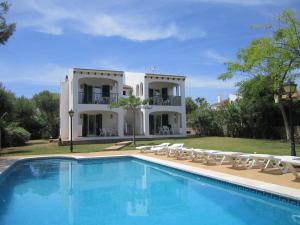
[0,0,299,103]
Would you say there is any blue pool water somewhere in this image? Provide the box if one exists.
[0,157,299,225]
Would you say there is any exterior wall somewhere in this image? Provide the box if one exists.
[60,68,186,141]
[60,80,69,140]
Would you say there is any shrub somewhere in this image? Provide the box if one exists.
[3,123,30,147]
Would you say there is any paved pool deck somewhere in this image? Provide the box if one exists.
[1,150,300,201]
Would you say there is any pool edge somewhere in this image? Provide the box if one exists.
[1,154,300,202]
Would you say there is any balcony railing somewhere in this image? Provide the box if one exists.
[149,96,181,106]
[78,92,118,104]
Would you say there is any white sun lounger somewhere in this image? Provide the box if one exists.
[136,143,170,153]
[232,153,275,170]
[192,149,221,162]
[176,147,194,160]
[166,143,184,157]
[153,143,182,155]
[207,151,244,165]
[275,156,300,180]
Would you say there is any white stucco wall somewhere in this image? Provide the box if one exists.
[59,68,187,141]
[59,80,69,140]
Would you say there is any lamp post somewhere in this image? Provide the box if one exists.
[0,112,8,152]
[283,82,297,156]
[68,109,74,153]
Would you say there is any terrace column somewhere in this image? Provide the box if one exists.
[117,111,124,137]
[143,110,149,136]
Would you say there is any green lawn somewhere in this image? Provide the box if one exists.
[1,137,299,156]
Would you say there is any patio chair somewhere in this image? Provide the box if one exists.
[162,126,170,135]
[136,143,170,153]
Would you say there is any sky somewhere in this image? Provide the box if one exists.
[0,0,300,103]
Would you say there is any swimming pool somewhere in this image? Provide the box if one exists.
[0,157,299,225]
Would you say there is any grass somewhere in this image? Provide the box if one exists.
[1,137,299,156]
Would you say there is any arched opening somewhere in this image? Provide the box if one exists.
[78,77,118,104]
[148,81,181,106]
[79,111,118,137]
[149,111,182,135]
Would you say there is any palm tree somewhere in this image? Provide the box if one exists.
[110,91,149,146]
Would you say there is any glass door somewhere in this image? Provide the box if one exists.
[88,115,96,136]
[93,87,102,104]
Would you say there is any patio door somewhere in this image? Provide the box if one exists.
[88,115,96,136]
[162,114,169,126]
[161,88,168,100]
[82,114,102,136]
[149,114,154,135]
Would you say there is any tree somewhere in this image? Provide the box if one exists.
[0,82,15,120]
[185,97,198,114]
[15,96,45,139]
[0,1,15,45]
[219,10,300,140]
[33,91,59,138]
[110,91,149,146]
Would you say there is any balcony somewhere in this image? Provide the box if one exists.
[78,92,118,104]
[149,96,181,106]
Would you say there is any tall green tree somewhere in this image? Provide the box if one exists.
[15,96,45,139]
[219,10,300,140]
[33,91,59,138]
[110,91,149,146]
[185,97,198,114]
[0,1,15,45]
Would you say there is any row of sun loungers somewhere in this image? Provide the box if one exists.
[136,143,300,181]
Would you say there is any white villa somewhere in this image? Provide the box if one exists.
[59,68,186,142]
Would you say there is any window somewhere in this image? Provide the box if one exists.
[123,91,126,95]
[140,82,143,96]
[136,84,139,96]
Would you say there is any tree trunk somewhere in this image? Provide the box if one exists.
[278,101,291,140]
[132,109,136,146]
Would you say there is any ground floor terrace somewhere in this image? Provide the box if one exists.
[66,109,186,142]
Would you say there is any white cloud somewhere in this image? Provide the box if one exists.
[0,63,67,86]
[190,0,285,5]
[10,0,207,41]
[186,76,237,89]
[203,50,228,64]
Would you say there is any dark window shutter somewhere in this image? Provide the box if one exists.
[96,114,102,136]
[102,85,110,97]
[83,84,88,103]
[82,114,88,136]
[162,114,168,126]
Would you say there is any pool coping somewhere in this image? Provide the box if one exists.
[1,154,300,202]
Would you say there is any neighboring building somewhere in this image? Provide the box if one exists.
[60,68,186,142]
[211,94,239,110]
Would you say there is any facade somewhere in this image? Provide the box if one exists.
[60,68,186,141]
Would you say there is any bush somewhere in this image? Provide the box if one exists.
[3,123,30,147]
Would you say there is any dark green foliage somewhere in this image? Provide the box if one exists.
[185,97,198,114]
[0,83,59,147]
[0,1,15,45]
[3,123,30,146]
[32,91,59,138]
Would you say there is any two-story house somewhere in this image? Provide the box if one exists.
[59,68,186,142]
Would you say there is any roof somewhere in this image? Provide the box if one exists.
[145,73,186,79]
[123,84,133,89]
[72,68,124,75]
